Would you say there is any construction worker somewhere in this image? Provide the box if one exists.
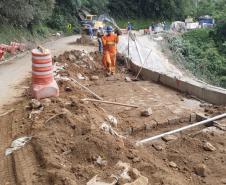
[164,21,167,30]
[152,22,155,31]
[89,25,93,39]
[97,25,104,52]
[102,26,120,76]
[128,22,131,32]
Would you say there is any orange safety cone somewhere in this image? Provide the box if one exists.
[29,46,59,100]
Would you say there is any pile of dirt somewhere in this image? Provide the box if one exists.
[75,34,98,46]
[1,48,226,185]
[201,104,226,117]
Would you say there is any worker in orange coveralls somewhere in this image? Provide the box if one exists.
[102,26,120,76]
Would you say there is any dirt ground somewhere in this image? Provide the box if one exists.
[1,40,226,185]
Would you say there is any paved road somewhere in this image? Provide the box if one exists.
[0,35,97,113]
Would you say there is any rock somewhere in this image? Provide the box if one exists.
[152,143,163,151]
[69,54,76,61]
[200,104,205,107]
[132,157,140,163]
[44,98,51,103]
[129,168,141,179]
[87,175,117,185]
[127,153,135,159]
[190,113,196,122]
[65,177,77,185]
[124,176,148,185]
[140,108,152,117]
[30,99,41,109]
[106,115,117,127]
[169,161,177,168]
[96,156,107,166]
[203,142,216,151]
[125,77,132,82]
[65,87,72,91]
[195,164,206,177]
[162,135,178,142]
[80,65,87,68]
[91,76,99,81]
[61,109,73,118]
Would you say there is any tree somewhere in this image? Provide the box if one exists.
[0,0,55,28]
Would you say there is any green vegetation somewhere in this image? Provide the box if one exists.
[0,24,54,46]
[164,0,226,88]
[116,19,171,30]
[166,28,226,88]
[108,0,196,21]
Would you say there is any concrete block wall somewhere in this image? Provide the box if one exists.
[130,60,226,105]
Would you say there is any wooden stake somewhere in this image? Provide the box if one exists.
[82,98,138,108]
[71,78,103,101]
[135,50,152,79]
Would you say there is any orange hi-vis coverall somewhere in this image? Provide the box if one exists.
[102,34,119,73]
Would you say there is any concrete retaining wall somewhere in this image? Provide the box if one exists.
[130,60,226,105]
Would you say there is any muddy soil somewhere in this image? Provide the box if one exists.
[0,49,226,185]
[75,34,98,46]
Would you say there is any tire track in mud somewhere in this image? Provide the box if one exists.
[0,114,16,185]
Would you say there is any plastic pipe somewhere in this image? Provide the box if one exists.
[71,78,103,101]
[139,113,226,144]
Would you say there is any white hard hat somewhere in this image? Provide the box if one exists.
[128,22,130,23]
[99,25,103,28]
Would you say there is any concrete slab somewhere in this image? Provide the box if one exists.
[140,68,160,82]
[202,86,226,104]
[159,72,179,90]
[177,77,204,100]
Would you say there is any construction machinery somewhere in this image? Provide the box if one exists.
[81,15,102,35]
[81,14,120,35]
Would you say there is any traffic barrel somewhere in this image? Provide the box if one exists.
[0,50,5,60]
[0,44,7,52]
[7,46,17,54]
[0,44,16,54]
[29,46,59,99]
[9,42,20,50]
[20,44,25,52]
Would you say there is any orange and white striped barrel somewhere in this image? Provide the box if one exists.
[20,44,25,52]
[31,48,54,85]
[0,50,5,60]
[30,48,59,99]
[1,44,16,54]
[7,46,17,54]
[9,42,20,50]
[0,44,7,52]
